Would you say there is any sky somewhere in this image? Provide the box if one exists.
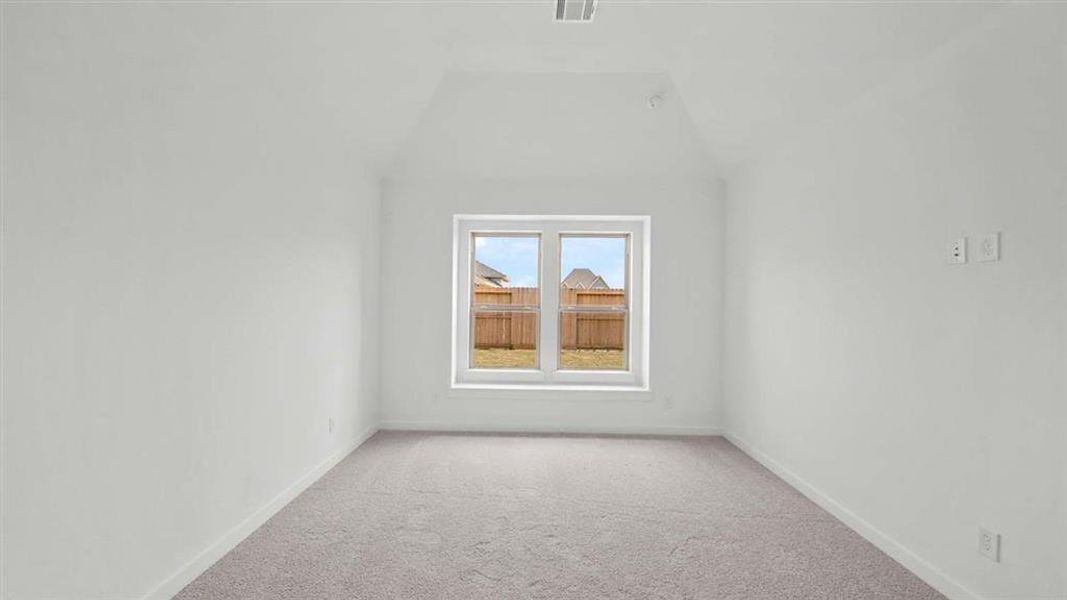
[474,236,626,289]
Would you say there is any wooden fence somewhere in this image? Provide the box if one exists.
[473,287,625,350]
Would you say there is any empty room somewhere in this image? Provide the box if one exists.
[2,1,1065,599]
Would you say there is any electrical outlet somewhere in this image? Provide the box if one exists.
[328,418,335,434]
[979,528,1000,562]
[976,232,1000,262]
[947,238,967,264]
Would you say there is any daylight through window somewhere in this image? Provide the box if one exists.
[559,235,628,371]
[471,235,540,369]
[454,216,648,389]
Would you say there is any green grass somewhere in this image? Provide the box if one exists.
[472,348,625,370]
[560,349,626,370]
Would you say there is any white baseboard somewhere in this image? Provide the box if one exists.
[379,420,722,436]
[141,425,379,600]
[723,432,982,600]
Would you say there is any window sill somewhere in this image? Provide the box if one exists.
[446,383,653,402]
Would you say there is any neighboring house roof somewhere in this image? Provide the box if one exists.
[561,268,610,289]
[475,261,509,287]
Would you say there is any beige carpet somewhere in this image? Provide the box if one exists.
[176,432,944,599]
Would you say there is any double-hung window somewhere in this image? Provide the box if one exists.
[453,215,649,389]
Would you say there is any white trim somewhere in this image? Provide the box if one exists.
[141,426,379,600]
[449,382,650,393]
[453,214,648,222]
[453,214,650,389]
[723,433,983,600]
[442,385,653,403]
[379,421,722,436]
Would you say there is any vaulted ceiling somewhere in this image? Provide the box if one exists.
[6,1,1003,179]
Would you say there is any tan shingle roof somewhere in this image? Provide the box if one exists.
[475,261,507,281]
[561,268,609,289]
[475,261,509,287]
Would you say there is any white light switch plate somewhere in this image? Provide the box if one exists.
[947,238,967,264]
[977,232,1000,262]
[979,528,1000,562]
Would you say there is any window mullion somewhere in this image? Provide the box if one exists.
[540,226,561,377]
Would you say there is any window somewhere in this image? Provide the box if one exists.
[453,215,649,389]
[471,234,540,370]
[559,235,628,371]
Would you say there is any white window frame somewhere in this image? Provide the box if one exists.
[452,215,650,390]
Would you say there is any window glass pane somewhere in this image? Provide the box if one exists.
[473,235,539,306]
[559,235,627,371]
[559,236,626,306]
[559,311,626,370]
[472,311,538,369]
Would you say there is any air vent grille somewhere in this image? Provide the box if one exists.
[555,0,596,22]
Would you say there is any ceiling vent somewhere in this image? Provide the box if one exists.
[555,0,596,22]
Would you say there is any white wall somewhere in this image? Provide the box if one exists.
[2,7,381,599]
[379,71,724,434]
[724,8,1066,600]
[389,72,712,182]
[380,179,724,434]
